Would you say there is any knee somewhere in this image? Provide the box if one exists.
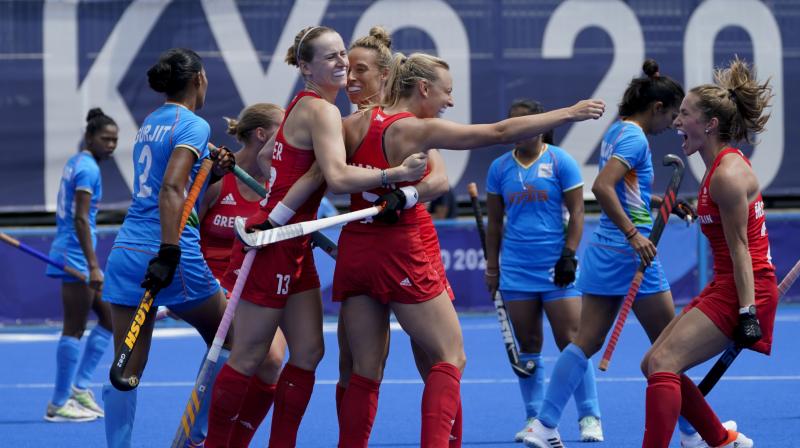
[573,334,602,358]
[62,323,86,340]
[553,326,579,351]
[642,348,675,376]
[517,332,543,353]
[257,348,286,384]
[290,341,325,371]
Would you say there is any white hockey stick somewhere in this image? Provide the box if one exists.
[235,205,384,249]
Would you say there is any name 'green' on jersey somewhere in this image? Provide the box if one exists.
[597,120,654,239]
[115,103,211,249]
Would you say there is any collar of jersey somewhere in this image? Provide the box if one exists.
[512,144,547,169]
[163,101,191,111]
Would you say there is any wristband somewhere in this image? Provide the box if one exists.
[625,227,638,240]
[380,169,390,188]
[561,247,576,258]
[484,271,498,277]
[268,201,296,226]
[399,186,419,209]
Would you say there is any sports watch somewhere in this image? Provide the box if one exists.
[738,305,757,316]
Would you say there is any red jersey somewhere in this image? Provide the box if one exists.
[200,174,261,278]
[346,107,430,227]
[696,148,774,277]
[263,91,326,223]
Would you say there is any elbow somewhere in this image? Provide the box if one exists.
[73,216,88,230]
[326,175,349,195]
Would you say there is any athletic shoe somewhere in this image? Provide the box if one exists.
[44,398,98,423]
[71,386,104,418]
[522,419,566,448]
[579,415,604,442]
[717,429,753,448]
[515,418,537,442]
[680,420,738,448]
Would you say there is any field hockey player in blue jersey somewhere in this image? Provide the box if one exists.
[522,59,699,448]
[45,108,118,423]
[485,99,602,443]
[100,48,233,448]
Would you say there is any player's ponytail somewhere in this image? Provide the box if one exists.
[147,48,203,97]
[618,58,684,118]
[383,52,449,109]
[224,103,284,143]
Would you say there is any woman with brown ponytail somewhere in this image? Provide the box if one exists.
[638,57,774,448]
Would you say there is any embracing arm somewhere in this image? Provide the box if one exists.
[714,165,756,309]
[312,103,426,194]
[159,148,197,245]
[416,149,449,202]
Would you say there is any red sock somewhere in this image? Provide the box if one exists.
[338,374,380,448]
[421,362,461,448]
[642,372,681,448]
[449,398,462,448]
[268,364,315,448]
[228,376,276,448]
[336,383,346,423]
[679,374,728,446]
[206,364,251,448]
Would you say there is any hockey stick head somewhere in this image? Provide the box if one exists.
[234,216,259,249]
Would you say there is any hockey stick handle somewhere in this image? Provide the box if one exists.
[698,256,800,394]
[598,154,685,371]
[0,231,88,281]
[110,158,214,391]
[466,182,531,378]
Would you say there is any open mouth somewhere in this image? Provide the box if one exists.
[677,129,688,150]
[333,69,347,78]
[347,86,362,93]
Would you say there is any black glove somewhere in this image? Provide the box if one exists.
[734,307,762,347]
[141,244,181,292]
[672,199,697,222]
[553,247,578,287]
[245,209,274,232]
[374,189,407,224]
[209,145,236,184]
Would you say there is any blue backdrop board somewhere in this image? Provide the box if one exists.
[0,0,798,213]
[3,214,799,323]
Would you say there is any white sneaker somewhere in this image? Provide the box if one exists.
[44,398,97,423]
[71,386,104,418]
[579,415,604,442]
[522,419,566,448]
[515,418,537,442]
[717,429,753,448]
[680,420,738,448]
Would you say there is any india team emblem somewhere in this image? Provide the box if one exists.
[537,163,553,178]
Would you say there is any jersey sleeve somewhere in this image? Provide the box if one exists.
[172,116,211,159]
[73,158,100,195]
[555,149,583,192]
[610,129,646,170]
[486,158,502,195]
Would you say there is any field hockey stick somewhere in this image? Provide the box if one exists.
[0,231,87,281]
[210,143,339,259]
[109,158,214,391]
[170,248,257,447]
[698,258,800,394]
[235,204,383,249]
[599,154,685,371]
[467,182,534,378]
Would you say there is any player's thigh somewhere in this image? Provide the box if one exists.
[543,296,582,350]
[506,297,544,351]
[341,295,390,381]
[645,308,729,374]
[573,293,624,356]
[169,289,227,346]
[227,299,282,375]
[282,287,324,370]
[61,281,93,337]
[391,292,465,369]
[109,303,156,376]
[633,290,676,343]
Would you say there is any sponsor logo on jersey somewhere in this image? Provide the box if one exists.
[507,184,549,205]
[537,162,553,178]
[399,277,412,286]
[697,214,714,224]
[220,193,237,206]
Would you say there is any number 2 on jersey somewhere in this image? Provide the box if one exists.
[136,145,153,198]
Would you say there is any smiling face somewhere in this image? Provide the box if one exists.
[346,47,385,106]
[301,31,348,90]
[416,66,453,118]
[673,93,710,156]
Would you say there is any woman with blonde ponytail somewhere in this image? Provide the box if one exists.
[639,57,775,448]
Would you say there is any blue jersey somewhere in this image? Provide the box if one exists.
[597,120,654,240]
[486,145,583,291]
[116,103,210,249]
[53,151,102,251]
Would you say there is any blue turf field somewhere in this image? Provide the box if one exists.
[1,307,799,447]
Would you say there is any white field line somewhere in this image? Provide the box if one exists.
[2,375,800,389]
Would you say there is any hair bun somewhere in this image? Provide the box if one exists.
[642,58,660,79]
[223,116,239,136]
[147,61,172,93]
[369,26,392,49]
[86,108,105,122]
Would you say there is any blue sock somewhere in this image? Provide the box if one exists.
[573,357,601,419]
[73,326,112,390]
[103,384,137,448]
[539,343,588,428]
[51,336,81,406]
[678,416,698,435]
[518,353,544,419]
[189,348,230,443]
